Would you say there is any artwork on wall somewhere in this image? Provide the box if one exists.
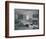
[15,9,39,30]
[5,1,45,38]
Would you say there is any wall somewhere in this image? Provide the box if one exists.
[0,0,46,39]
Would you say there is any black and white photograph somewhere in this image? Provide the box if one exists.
[5,1,45,38]
[15,9,39,30]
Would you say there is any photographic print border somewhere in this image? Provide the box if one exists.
[5,1,45,38]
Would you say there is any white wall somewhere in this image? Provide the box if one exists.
[0,0,5,39]
[0,0,46,39]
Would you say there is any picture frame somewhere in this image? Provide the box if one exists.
[5,1,45,38]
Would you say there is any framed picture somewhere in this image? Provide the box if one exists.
[5,1,45,38]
